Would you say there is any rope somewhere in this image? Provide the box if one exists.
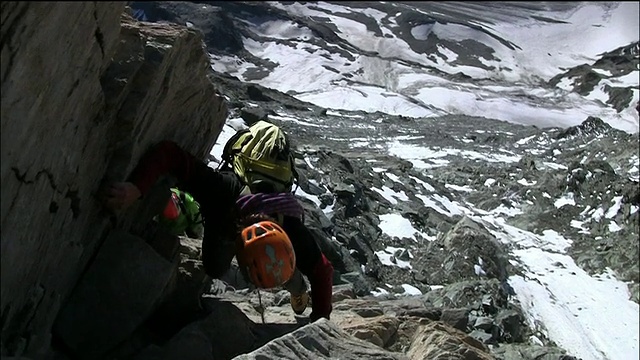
[236,192,305,221]
[257,289,265,324]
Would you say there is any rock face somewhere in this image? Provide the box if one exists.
[1,2,227,356]
[233,319,410,360]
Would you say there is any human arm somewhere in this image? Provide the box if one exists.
[127,140,205,197]
[101,140,202,212]
[102,182,142,211]
[103,140,232,212]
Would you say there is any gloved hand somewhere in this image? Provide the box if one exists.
[101,182,142,211]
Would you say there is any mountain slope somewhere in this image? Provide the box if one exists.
[207,71,639,360]
[140,0,640,133]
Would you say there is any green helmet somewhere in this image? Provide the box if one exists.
[158,188,204,238]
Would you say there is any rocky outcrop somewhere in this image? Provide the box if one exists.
[234,319,409,360]
[129,1,246,54]
[1,3,227,357]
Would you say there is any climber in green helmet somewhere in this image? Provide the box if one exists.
[157,188,204,239]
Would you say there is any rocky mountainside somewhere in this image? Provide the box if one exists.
[130,1,640,133]
[204,73,639,360]
[1,2,638,360]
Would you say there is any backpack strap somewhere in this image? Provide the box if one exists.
[172,190,191,228]
[280,130,299,192]
[175,190,204,228]
[289,155,299,193]
[219,128,251,170]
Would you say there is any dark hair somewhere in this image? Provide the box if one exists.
[237,213,277,230]
[235,213,279,245]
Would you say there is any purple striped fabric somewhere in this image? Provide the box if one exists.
[236,193,305,221]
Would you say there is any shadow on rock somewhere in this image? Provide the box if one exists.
[132,298,304,360]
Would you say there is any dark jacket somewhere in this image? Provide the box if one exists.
[127,140,334,320]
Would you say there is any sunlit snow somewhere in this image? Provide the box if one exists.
[213,2,639,133]
[374,245,413,269]
[378,213,427,241]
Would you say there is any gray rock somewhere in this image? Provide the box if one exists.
[135,299,300,360]
[298,176,327,196]
[440,308,469,331]
[469,330,494,344]
[495,310,524,343]
[341,272,373,297]
[352,307,385,318]
[128,1,245,54]
[152,256,211,329]
[218,259,252,291]
[335,183,357,196]
[240,107,270,125]
[319,193,335,207]
[442,216,510,282]
[4,2,638,360]
[332,283,357,302]
[407,322,493,360]
[473,317,494,331]
[491,343,579,360]
[394,248,411,261]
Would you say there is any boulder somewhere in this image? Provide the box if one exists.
[406,322,493,360]
[53,230,176,359]
[333,314,400,348]
[134,298,300,360]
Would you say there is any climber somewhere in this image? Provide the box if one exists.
[101,140,334,322]
[157,187,204,239]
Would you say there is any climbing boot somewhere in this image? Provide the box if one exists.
[290,291,310,315]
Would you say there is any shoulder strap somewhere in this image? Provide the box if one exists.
[174,190,189,221]
[176,190,204,226]
[218,128,251,171]
[221,128,251,163]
